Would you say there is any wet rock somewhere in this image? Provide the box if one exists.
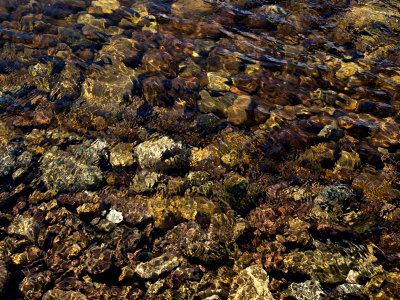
[8,215,39,242]
[288,280,325,300]
[76,61,137,121]
[334,150,360,172]
[335,283,365,297]
[284,241,379,284]
[0,143,21,178]
[106,208,123,224]
[233,74,259,93]
[19,271,53,300]
[135,136,188,172]
[42,289,88,300]
[318,123,344,140]
[135,252,180,280]
[198,90,236,116]
[131,171,161,194]
[77,202,101,222]
[40,146,104,192]
[82,247,112,275]
[227,95,254,126]
[109,143,135,168]
[89,0,120,14]
[228,264,273,300]
[207,72,231,92]
[142,49,178,77]
[0,255,8,294]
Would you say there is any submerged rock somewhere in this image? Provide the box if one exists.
[288,280,325,300]
[135,136,188,172]
[40,143,104,192]
[228,264,273,300]
[135,252,180,280]
[42,289,88,300]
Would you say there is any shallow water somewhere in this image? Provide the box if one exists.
[0,0,399,299]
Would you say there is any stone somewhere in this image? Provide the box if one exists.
[89,0,120,14]
[0,256,8,294]
[334,150,360,172]
[8,215,39,242]
[207,72,231,92]
[82,247,112,275]
[318,123,344,140]
[227,95,254,126]
[135,136,188,172]
[106,209,123,224]
[130,171,161,194]
[40,146,103,192]
[135,252,180,280]
[228,264,273,300]
[42,289,88,300]
[109,143,135,168]
[19,271,53,300]
[198,90,236,116]
[288,280,325,300]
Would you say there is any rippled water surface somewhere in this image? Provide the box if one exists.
[0,0,399,299]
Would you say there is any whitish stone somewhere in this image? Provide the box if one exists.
[135,252,180,279]
[288,280,325,300]
[106,209,123,224]
[228,264,274,300]
[135,136,187,172]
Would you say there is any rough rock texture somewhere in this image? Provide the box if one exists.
[288,280,325,300]
[40,144,104,192]
[228,264,274,300]
[135,136,188,172]
[42,289,88,300]
[135,252,180,279]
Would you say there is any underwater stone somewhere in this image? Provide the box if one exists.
[228,264,273,300]
[106,209,123,224]
[135,252,180,280]
[135,136,188,172]
[288,280,325,300]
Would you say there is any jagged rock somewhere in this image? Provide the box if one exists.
[135,252,180,280]
[0,143,22,178]
[288,280,325,300]
[19,271,53,300]
[8,215,39,242]
[284,241,379,284]
[135,136,188,172]
[106,209,123,224]
[228,264,273,300]
[42,289,88,300]
[40,144,104,192]
[82,247,112,275]
[109,143,135,168]
[130,171,161,194]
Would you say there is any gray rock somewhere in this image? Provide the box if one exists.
[228,264,274,300]
[40,145,104,192]
[135,252,180,279]
[131,171,161,194]
[336,283,365,296]
[0,143,21,178]
[314,184,352,208]
[8,215,39,242]
[135,136,188,172]
[288,280,325,300]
